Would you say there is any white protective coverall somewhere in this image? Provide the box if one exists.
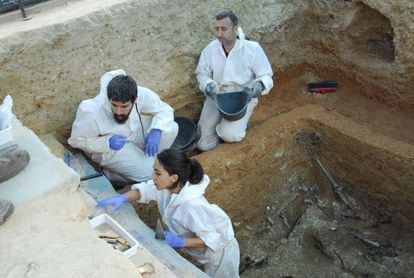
[133,175,240,278]
[68,69,178,183]
[196,27,273,151]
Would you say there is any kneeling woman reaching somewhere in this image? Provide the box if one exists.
[97,149,240,278]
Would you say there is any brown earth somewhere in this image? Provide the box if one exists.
[1,0,413,277]
[193,69,414,277]
[135,68,414,277]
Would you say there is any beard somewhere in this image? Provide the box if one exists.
[113,112,130,124]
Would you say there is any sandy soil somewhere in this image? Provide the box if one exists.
[225,69,413,277]
[135,68,414,277]
[251,64,414,145]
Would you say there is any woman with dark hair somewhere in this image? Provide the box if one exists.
[97,149,240,278]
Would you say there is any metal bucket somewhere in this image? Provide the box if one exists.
[215,91,249,121]
[171,116,201,151]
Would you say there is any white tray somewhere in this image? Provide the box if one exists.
[89,213,139,258]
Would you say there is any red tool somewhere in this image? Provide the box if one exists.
[308,87,337,94]
[307,80,338,94]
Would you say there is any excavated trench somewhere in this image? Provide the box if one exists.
[132,103,413,277]
[4,1,411,277]
[227,119,413,277]
[129,3,414,277]
[133,4,414,272]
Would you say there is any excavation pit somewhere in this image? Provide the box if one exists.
[1,0,413,277]
[135,105,414,277]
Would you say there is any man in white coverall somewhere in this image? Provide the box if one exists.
[68,69,178,184]
[196,10,273,151]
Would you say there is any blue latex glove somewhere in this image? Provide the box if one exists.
[164,231,184,248]
[205,82,218,98]
[249,81,265,98]
[96,194,128,213]
[109,134,129,151]
[144,129,161,157]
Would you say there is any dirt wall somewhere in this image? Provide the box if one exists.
[0,0,413,134]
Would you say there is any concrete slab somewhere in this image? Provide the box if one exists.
[0,116,141,278]
[0,0,127,39]
[0,116,79,204]
[0,184,141,278]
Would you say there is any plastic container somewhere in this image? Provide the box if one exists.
[89,213,139,258]
[171,116,201,151]
[0,124,12,146]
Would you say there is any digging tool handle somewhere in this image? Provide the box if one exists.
[80,172,104,181]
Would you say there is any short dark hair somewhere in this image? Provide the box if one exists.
[216,10,238,26]
[107,75,137,103]
[157,149,204,190]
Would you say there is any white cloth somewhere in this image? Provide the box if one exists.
[204,238,240,278]
[68,70,178,182]
[196,27,273,150]
[0,95,13,130]
[133,175,240,277]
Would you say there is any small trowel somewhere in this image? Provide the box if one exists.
[155,218,165,240]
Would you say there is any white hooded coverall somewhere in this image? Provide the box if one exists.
[196,27,273,151]
[133,175,240,278]
[68,69,178,183]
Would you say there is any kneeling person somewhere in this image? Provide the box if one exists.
[98,149,240,278]
[68,69,178,183]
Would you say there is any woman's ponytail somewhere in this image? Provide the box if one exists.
[189,159,204,184]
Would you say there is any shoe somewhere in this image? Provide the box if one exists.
[0,199,14,225]
[0,148,30,183]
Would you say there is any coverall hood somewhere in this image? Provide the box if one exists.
[95,69,127,105]
[169,175,210,207]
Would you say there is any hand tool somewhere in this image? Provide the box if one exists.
[155,218,166,240]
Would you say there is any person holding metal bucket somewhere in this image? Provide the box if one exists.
[196,10,273,151]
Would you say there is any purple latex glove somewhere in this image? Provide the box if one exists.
[144,129,161,157]
[96,194,128,213]
[109,134,129,151]
[164,231,184,248]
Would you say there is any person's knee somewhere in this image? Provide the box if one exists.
[217,129,246,142]
[196,139,218,152]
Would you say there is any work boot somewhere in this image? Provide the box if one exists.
[0,199,14,225]
[0,148,30,183]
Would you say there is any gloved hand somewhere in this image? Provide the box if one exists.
[164,231,184,248]
[204,82,218,98]
[96,194,128,213]
[249,81,265,98]
[145,129,161,157]
[109,134,129,151]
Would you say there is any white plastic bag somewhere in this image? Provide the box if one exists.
[0,95,13,130]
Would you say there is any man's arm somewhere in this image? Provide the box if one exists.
[196,46,216,94]
[252,44,274,96]
[137,87,176,135]
[68,101,111,154]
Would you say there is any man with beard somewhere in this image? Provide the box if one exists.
[196,10,273,151]
[68,69,178,185]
